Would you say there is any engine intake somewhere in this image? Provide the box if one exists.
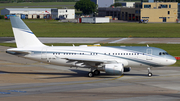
[124,67,131,72]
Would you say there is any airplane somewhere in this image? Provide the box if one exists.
[6,16,176,77]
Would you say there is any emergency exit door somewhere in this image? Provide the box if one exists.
[41,48,47,60]
[146,49,152,60]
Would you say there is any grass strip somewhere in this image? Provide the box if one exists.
[1,20,180,37]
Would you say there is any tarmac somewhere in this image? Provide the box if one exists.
[2,37,180,44]
[0,45,180,101]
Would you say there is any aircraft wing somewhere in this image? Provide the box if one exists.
[55,56,117,64]
[62,57,105,63]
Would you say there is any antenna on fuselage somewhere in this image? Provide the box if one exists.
[147,44,149,47]
[72,44,75,47]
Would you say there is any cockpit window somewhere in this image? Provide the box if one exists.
[159,52,169,55]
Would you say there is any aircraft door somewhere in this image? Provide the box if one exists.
[146,49,152,60]
[41,47,47,60]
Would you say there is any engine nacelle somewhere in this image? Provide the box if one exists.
[99,64,124,75]
[124,67,131,72]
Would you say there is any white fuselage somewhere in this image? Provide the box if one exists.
[18,46,175,68]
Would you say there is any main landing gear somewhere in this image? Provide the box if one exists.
[88,69,100,77]
[147,67,153,77]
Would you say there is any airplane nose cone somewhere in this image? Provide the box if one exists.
[172,57,177,64]
[168,56,176,65]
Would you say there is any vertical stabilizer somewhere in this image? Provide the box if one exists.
[10,16,45,48]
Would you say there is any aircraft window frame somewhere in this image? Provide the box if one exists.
[159,52,169,55]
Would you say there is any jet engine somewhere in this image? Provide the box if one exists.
[98,64,124,75]
[124,67,131,72]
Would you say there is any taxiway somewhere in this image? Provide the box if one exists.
[0,46,180,101]
[2,37,180,44]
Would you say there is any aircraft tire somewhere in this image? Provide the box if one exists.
[88,72,94,77]
[94,70,100,75]
[148,72,152,77]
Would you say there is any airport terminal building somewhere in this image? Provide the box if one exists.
[98,2,179,22]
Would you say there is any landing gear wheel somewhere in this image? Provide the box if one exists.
[147,67,153,77]
[94,70,100,75]
[148,72,153,77]
[88,72,94,77]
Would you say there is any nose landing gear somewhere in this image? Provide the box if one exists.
[147,67,153,77]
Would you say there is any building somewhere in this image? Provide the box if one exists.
[80,17,109,23]
[98,2,178,22]
[1,8,75,19]
[1,8,58,19]
[91,0,115,8]
[117,2,135,7]
[98,8,121,19]
[58,9,75,19]
[178,3,180,19]
[141,2,178,22]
